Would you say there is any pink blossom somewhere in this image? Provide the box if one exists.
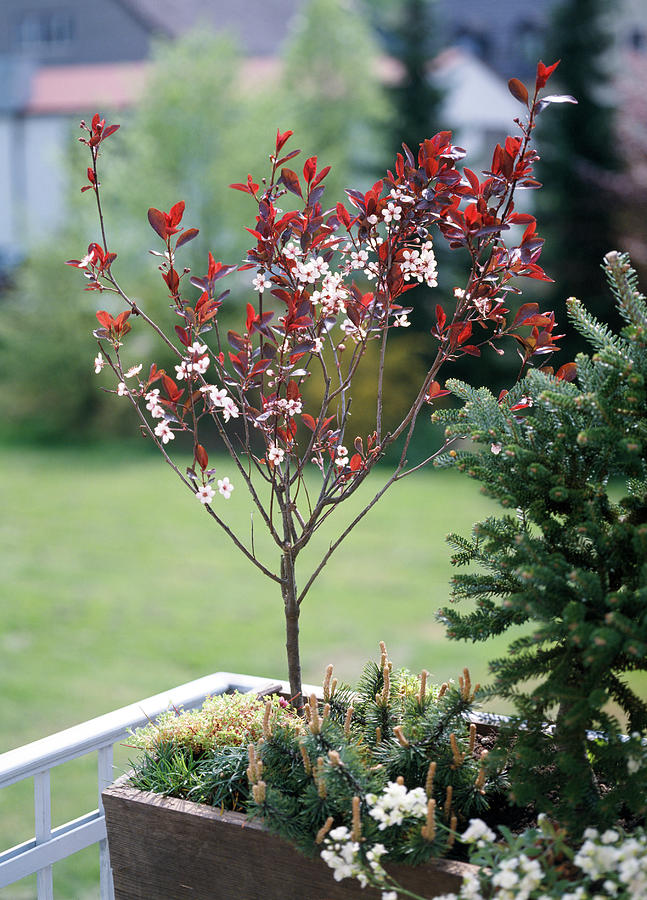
[218,477,234,499]
[155,421,175,444]
[268,445,285,465]
[196,484,216,504]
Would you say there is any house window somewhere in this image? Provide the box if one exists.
[13,10,75,49]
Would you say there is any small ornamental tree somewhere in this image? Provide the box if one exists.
[69,63,568,710]
[435,251,647,836]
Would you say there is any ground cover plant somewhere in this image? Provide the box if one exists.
[69,61,569,714]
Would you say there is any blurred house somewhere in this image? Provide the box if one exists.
[0,0,644,268]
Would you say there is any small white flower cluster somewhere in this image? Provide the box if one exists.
[311,271,349,316]
[382,201,402,225]
[321,826,387,889]
[435,821,647,900]
[489,854,543,899]
[365,781,428,831]
[335,445,349,468]
[252,273,271,293]
[145,389,165,419]
[294,255,330,285]
[175,342,210,380]
[154,420,174,444]
[340,318,368,343]
[349,248,369,270]
[400,241,438,288]
[574,827,647,897]
[282,241,302,260]
[195,476,234,504]
[264,396,303,419]
[268,444,285,465]
[460,818,496,848]
[200,385,240,422]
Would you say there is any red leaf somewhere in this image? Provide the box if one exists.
[349,453,362,472]
[556,361,577,382]
[435,304,446,332]
[147,208,167,239]
[276,148,301,166]
[301,413,316,431]
[464,168,480,195]
[246,303,256,333]
[303,156,317,184]
[195,443,209,470]
[508,77,529,105]
[336,203,351,227]
[512,302,540,328]
[176,228,199,249]
[457,321,473,345]
[230,182,253,194]
[175,325,190,347]
[536,59,560,89]
[427,381,451,400]
[280,168,303,198]
[286,381,300,401]
[96,310,113,330]
[101,124,120,140]
[276,128,294,154]
[168,201,185,227]
[311,165,331,188]
[162,374,181,401]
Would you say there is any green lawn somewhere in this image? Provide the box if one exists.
[0,444,644,898]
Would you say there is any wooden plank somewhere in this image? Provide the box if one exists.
[103,779,475,900]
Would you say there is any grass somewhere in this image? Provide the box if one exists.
[1,443,645,898]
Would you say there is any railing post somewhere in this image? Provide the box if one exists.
[34,771,54,900]
[98,745,115,900]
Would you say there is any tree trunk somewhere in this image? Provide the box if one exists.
[281,552,303,711]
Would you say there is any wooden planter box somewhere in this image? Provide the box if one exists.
[103,776,477,900]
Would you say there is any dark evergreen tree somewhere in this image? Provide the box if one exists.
[535,0,622,356]
[435,251,647,836]
[382,0,445,159]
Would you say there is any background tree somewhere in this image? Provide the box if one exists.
[535,0,622,357]
[0,12,389,443]
[279,0,390,204]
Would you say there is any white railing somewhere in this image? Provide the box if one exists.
[0,671,291,899]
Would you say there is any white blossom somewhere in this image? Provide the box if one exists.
[252,273,271,293]
[94,353,105,374]
[218,476,234,499]
[154,421,174,444]
[196,484,215,504]
[268,445,285,465]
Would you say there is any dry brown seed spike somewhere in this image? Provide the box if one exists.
[315,816,334,844]
[351,795,362,841]
[425,761,437,798]
[344,706,354,738]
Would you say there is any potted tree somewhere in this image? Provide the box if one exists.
[67,60,594,899]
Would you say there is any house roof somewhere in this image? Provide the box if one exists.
[26,62,150,114]
[116,0,302,55]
